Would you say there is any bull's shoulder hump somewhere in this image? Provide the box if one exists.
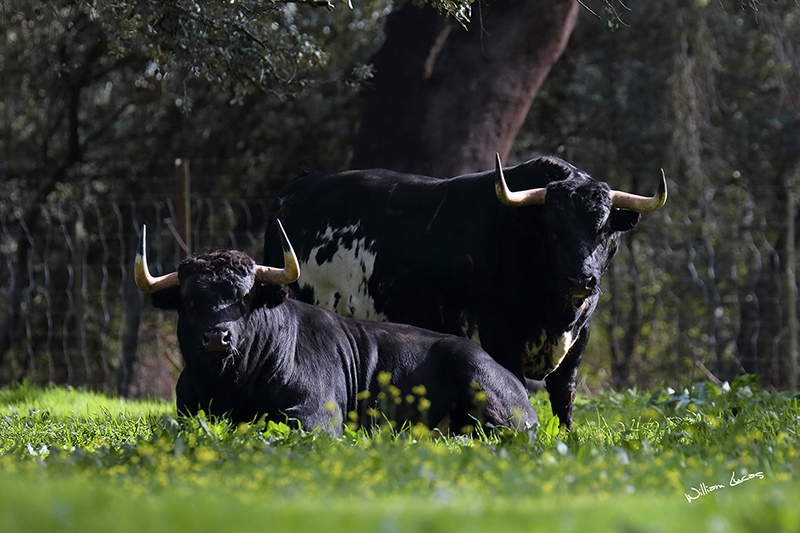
[306,169,449,189]
[280,169,484,203]
[276,171,334,198]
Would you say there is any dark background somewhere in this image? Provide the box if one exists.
[2,0,798,396]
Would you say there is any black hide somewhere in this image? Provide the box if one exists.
[264,156,646,428]
[150,250,537,436]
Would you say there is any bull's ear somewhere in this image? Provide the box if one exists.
[150,286,182,311]
[251,283,286,310]
[609,209,641,232]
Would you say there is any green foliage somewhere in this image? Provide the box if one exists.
[0,0,388,195]
[518,0,800,389]
[1,383,799,531]
[90,0,329,103]
[0,0,391,389]
[412,0,471,25]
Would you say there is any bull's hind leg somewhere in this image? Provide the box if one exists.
[430,338,537,433]
[470,354,538,432]
[422,338,477,433]
[282,402,345,437]
[479,376,538,431]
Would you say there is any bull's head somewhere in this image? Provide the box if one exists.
[494,153,667,211]
[135,221,299,294]
[493,154,667,311]
[134,221,299,374]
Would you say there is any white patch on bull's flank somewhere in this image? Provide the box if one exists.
[298,224,389,321]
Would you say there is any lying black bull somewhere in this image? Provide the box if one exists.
[265,155,667,428]
[135,223,537,435]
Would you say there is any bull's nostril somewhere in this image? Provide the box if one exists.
[202,330,231,351]
[566,276,598,299]
[568,277,587,288]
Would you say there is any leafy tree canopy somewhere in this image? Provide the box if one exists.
[88,0,472,104]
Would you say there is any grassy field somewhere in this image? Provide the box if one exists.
[1,377,798,533]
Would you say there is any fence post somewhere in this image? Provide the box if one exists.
[787,178,798,393]
[175,158,191,260]
[118,223,143,398]
[74,217,89,382]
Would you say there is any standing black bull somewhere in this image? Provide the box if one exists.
[264,155,666,428]
[135,223,536,435]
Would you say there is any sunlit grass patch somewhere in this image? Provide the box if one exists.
[0,382,172,454]
[0,378,798,532]
[0,381,171,419]
[1,468,798,533]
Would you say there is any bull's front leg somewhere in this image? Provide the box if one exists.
[544,324,589,429]
[175,370,202,418]
[282,401,345,436]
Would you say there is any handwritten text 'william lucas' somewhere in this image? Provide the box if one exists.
[685,471,764,503]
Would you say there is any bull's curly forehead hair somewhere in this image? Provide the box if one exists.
[178,250,256,283]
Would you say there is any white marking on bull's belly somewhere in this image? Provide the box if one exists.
[523,329,578,379]
[460,316,482,346]
[552,330,575,367]
[298,224,388,321]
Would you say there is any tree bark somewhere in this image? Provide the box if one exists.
[350,0,578,176]
[607,237,641,389]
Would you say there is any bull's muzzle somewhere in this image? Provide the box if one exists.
[567,276,598,297]
[202,329,232,352]
[567,276,598,310]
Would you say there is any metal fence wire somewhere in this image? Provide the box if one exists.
[0,195,271,396]
[1,187,798,396]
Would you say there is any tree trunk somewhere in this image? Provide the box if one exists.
[350,0,578,176]
[735,170,800,390]
[607,235,641,389]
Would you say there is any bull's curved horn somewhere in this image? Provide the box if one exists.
[494,153,547,207]
[255,220,300,285]
[134,225,180,294]
[610,169,668,212]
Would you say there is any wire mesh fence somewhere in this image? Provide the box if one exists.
[1,182,798,396]
[0,194,272,396]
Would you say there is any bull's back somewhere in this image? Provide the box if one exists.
[264,170,484,330]
[294,302,537,431]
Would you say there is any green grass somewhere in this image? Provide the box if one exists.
[1,378,799,533]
